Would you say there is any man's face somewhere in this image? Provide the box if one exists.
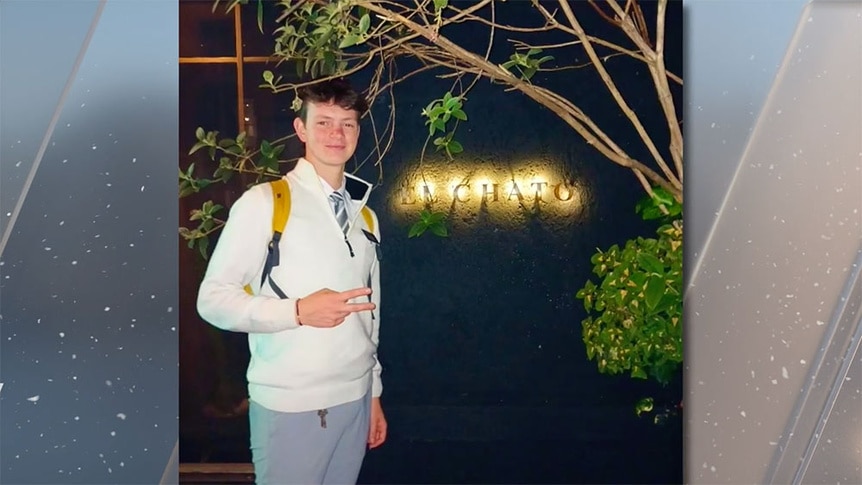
[293,100,360,170]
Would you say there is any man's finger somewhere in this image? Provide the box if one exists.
[337,287,372,301]
[343,302,375,314]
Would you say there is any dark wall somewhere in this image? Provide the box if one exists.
[178,2,682,483]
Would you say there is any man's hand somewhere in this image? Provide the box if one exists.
[368,397,387,449]
[296,287,375,328]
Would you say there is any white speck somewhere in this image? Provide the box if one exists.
[776,109,782,114]
[769,441,778,446]
[141,186,145,192]
[81,103,86,108]
[110,431,116,436]
[62,159,68,163]
[132,158,137,163]
[740,411,746,417]
[117,413,127,420]
[771,379,778,385]
[45,247,51,251]
[72,261,77,265]
[106,380,112,386]
[817,320,825,326]
[749,54,755,60]
[74,416,80,421]
[807,16,813,22]
[59,332,65,338]
[92,145,97,150]
[782,367,789,379]
[105,307,111,311]
[711,122,716,128]
[167,307,173,313]
[751,370,756,378]
[27,395,40,402]
[710,466,716,472]
[770,355,774,362]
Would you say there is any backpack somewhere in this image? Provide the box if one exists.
[243,178,375,298]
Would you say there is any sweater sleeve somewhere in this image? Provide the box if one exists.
[369,209,384,398]
[196,184,300,334]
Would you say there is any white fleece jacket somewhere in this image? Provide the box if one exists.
[196,158,382,413]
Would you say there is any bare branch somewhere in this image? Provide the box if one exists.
[555,0,680,191]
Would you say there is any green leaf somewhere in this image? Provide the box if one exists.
[429,106,446,119]
[408,221,426,238]
[451,109,467,121]
[444,96,459,110]
[433,0,448,11]
[637,253,664,274]
[198,236,210,260]
[429,222,448,237]
[447,140,463,154]
[635,397,654,416]
[260,140,273,158]
[359,13,370,34]
[645,275,665,311]
[188,141,208,155]
[195,127,205,141]
[262,70,274,84]
[339,33,360,48]
[428,212,446,224]
[432,119,445,133]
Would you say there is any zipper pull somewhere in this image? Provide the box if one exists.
[344,236,354,257]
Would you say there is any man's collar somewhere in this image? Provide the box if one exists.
[294,157,372,202]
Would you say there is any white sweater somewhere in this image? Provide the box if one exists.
[196,158,382,413]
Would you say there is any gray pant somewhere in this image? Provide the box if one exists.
[249,393,371,485]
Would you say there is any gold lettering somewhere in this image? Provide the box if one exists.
[531,182,548,201]
[400,186,416,205]
[453,184,471,202]
[421,184,434,203]
[508,182,524,201]
[553,183,574,201]
[481,183,498,202]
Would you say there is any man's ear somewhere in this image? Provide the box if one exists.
[293,117,307,142]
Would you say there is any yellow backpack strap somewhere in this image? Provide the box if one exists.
[270,179,290,235]
[244,179,291,296]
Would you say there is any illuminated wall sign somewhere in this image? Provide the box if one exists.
[389,161,591,225]
[399,179,578,205]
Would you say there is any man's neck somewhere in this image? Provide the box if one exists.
[305,158,345,191]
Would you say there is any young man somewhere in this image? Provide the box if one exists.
[196,78,386,484]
